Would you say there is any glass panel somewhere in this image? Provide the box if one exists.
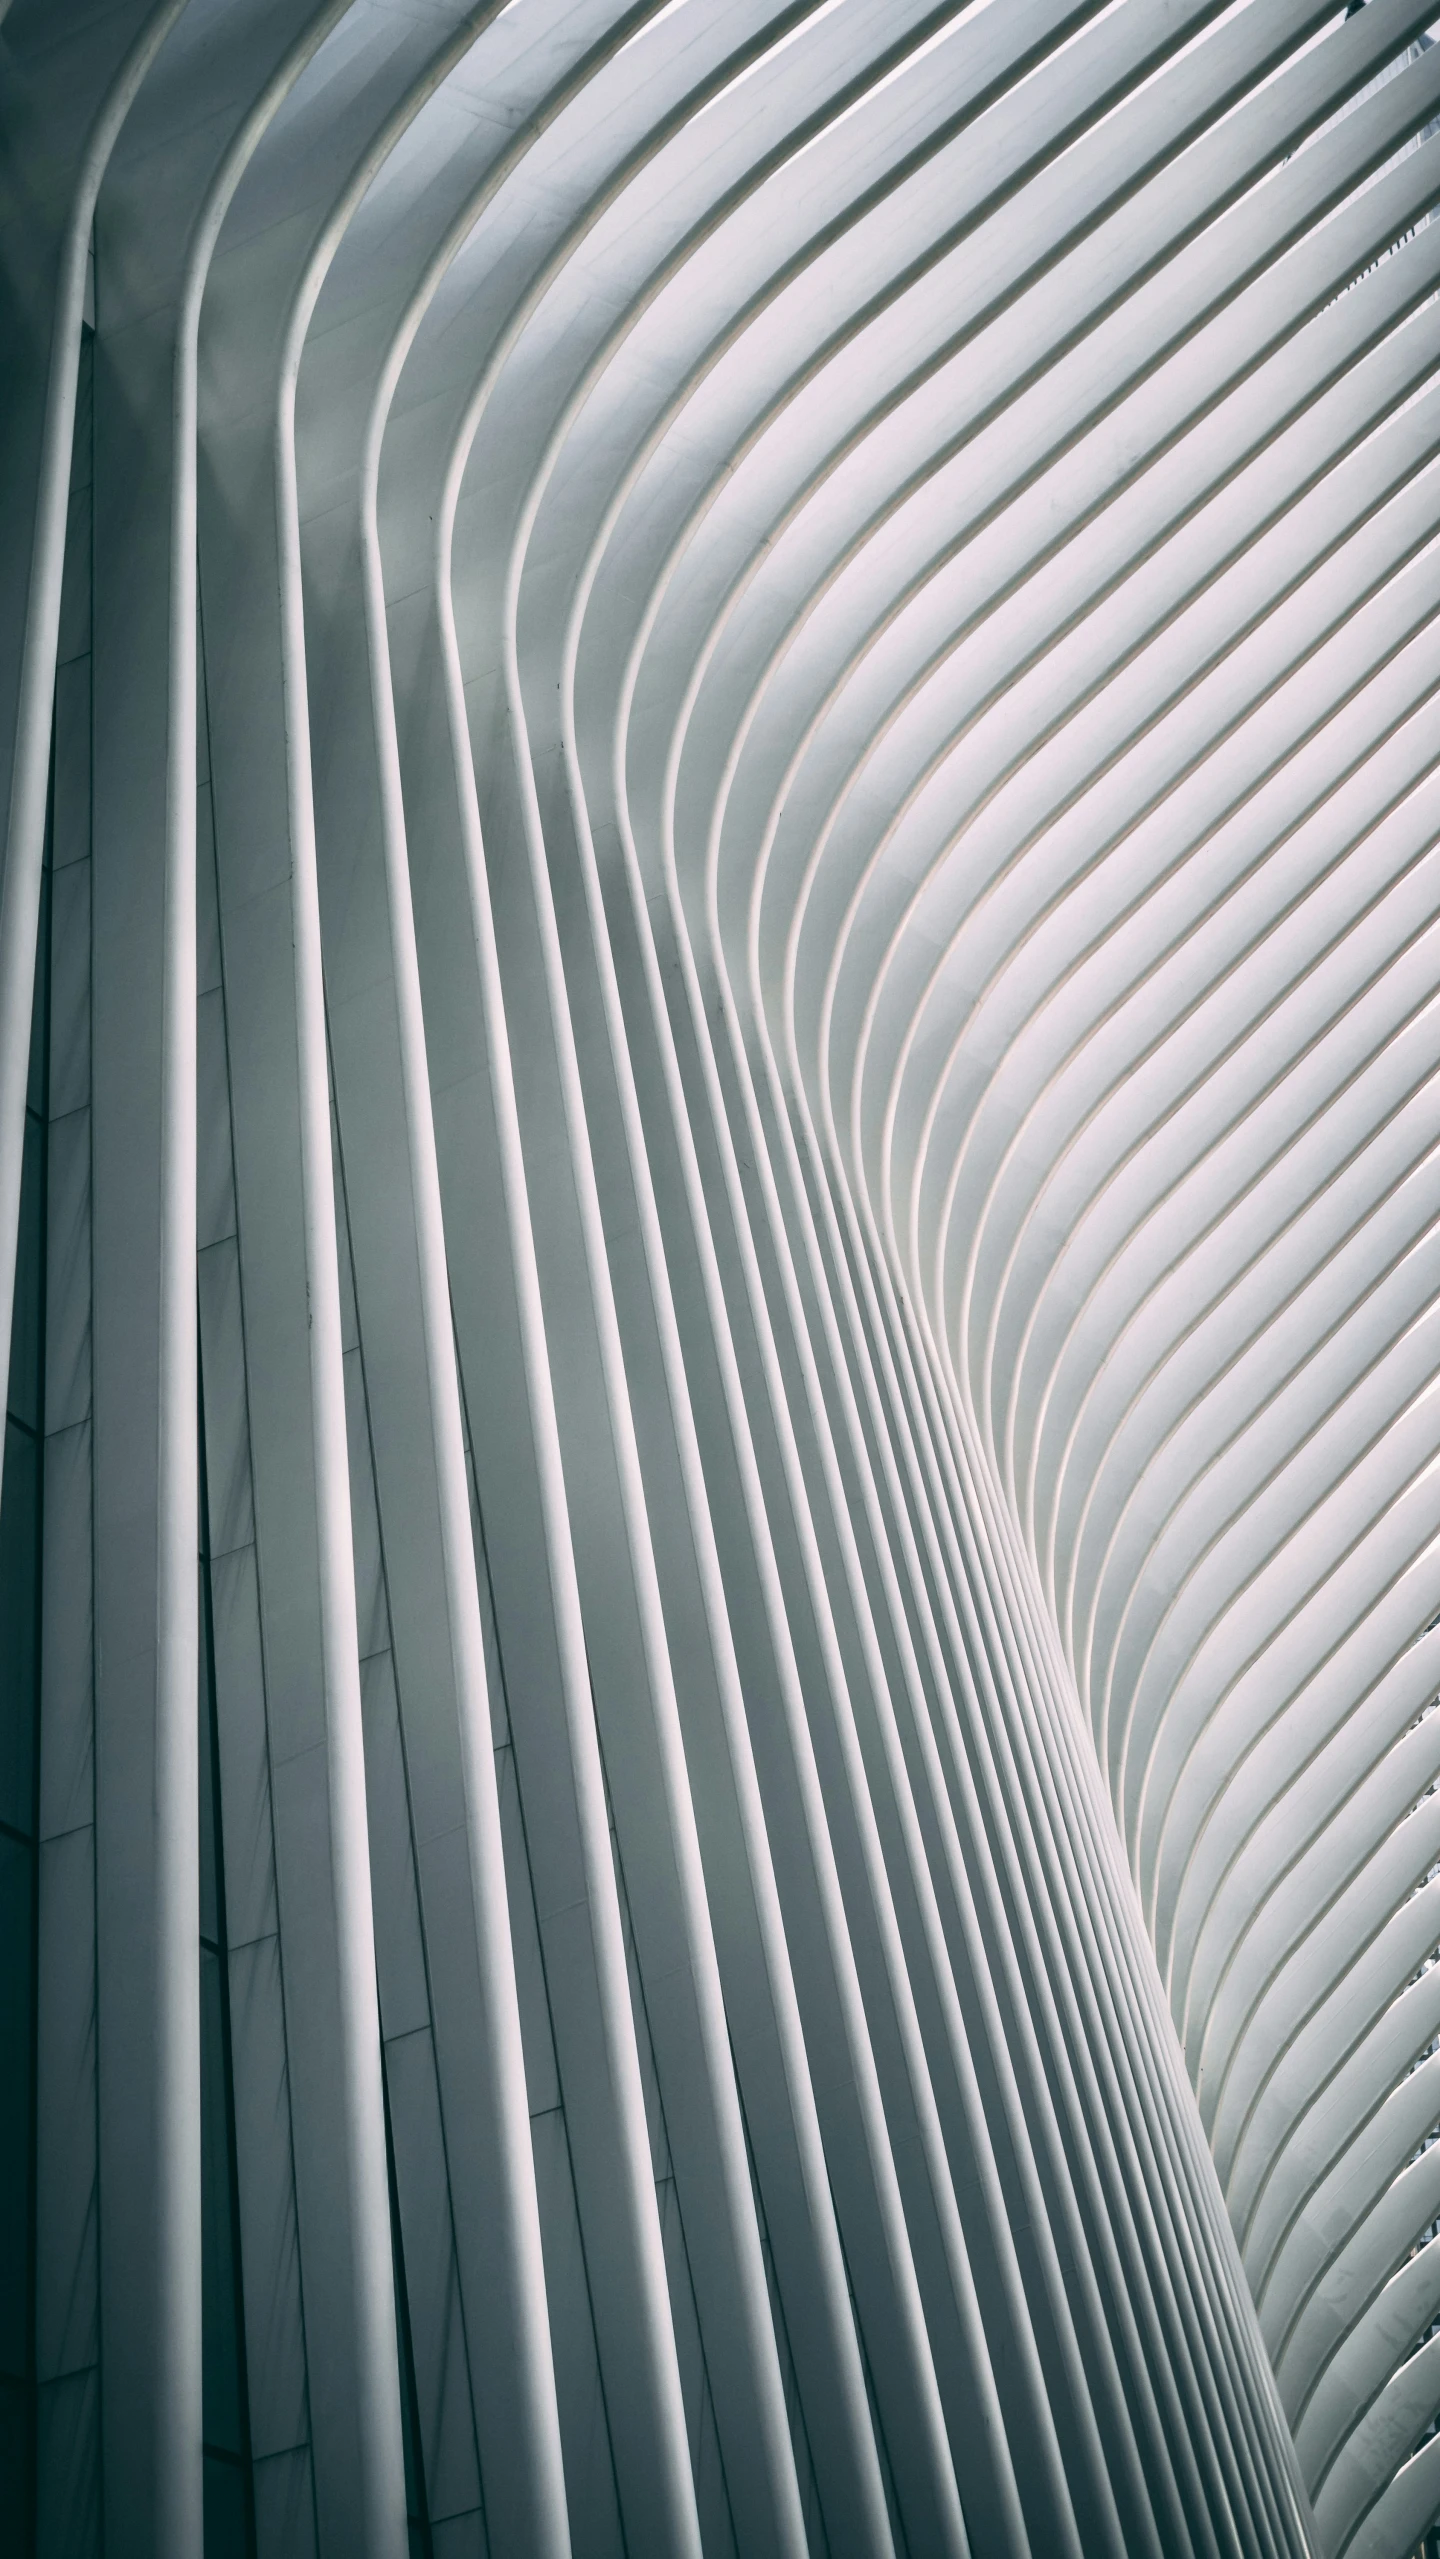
[0,1421,40,1836]
[198,1560,219,1951]
[203,2453,251,2559]
[199,1391,254,2557]
[385,2077,430,2550]
[25,869,48,1120]
[7,1113,43,1434]
[0,2374,33,2550]
[0,1833,33,2382]
[200,1944,242,2461]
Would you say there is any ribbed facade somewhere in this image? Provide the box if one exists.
[1,4,1438,2556]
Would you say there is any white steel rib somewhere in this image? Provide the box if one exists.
[1,4,1437,2556]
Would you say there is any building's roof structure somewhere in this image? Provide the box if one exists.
[2,5,1439,2555]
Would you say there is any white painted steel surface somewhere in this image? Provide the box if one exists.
[2,3,1437,2554]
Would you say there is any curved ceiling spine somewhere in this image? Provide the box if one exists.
[0,4,1436,2557]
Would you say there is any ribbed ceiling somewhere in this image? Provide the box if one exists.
[3,4,1440,2554]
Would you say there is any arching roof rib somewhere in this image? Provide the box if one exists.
[2,2,1438,2553]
